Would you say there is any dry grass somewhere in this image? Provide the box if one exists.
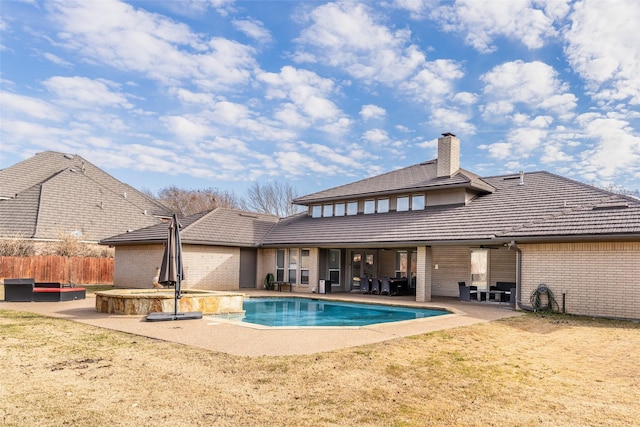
[0,308,638,427]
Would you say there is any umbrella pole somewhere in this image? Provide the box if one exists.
[174,280,179,319]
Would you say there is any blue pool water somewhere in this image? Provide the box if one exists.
[242,297,449,327]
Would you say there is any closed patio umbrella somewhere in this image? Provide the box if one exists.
[158,213,184,294]
[147,214,202,321]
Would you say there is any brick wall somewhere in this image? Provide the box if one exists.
[113,244,241,290]
[182,245,240,291]
[520,241,640,319]
[113,245,163,288]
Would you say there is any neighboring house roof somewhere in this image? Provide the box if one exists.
[0,151,173,242]
[263,171,640,247]
[293,160,495,205]
[101,207,280,248]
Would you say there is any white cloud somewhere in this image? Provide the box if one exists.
[305,142,362,169]
[428,107,476,135]
[274,150,337,177]
[295,2,425,84]
[161,115,211,142]
[1,91,65,121]
[273,104,310,129]
[481,116,553,160]
[452,92,478,105]
[399,59,464,103]
[480,60,576,120]
[47,1,256,91]
[431,0,571,53]
[232,18,272,43]
[257,66,347,129]
[42,52,73,67]
[564,0,640,105]
[360,104,386,120]
[43,76,133,109]
[483,141,512,159]
[541,144,574,164]
[171,88,216,105]
[574,113,640,180]
[391,0,435,20]
[362,128,390,145]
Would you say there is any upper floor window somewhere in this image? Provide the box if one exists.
[411,194,425,210]
[334,202,345,216]
[323,204,333,217]
[347,201,358,216]
[397,196,409,212]
[377,198,389,213]
[311,205,322,218]
[364,199,375,214]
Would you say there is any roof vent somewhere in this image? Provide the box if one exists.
[519,171,524,186]
[64,153,75,159]
[592,202,629,210]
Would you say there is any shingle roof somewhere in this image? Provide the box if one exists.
[101,207,280,247]
[263,171,640,246]
[0,151,173,241]
[292,160,495,204]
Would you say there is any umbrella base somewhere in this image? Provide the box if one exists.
[146,311,203,322]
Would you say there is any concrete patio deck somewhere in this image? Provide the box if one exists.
[0,290,523,357]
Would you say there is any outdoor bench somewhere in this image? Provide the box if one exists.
[490,282,516,303]
[3,278,86,302]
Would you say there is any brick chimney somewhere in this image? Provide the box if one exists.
[437,132,460,178]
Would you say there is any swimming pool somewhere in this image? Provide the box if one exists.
[242,297,449,327]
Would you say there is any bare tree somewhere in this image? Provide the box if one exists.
[156,186,241,217]
[241,181,303,217]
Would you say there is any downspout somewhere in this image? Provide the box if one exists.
[508,240,533,312]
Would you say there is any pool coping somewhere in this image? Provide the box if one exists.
[223,296,453,329]
[0,290,523,357]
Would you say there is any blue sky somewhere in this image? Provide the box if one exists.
[2,0,639,199]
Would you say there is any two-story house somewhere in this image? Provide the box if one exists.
[102,134,640,320]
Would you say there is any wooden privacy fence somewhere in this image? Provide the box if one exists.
[0,256,114,285]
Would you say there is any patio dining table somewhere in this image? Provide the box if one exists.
[479,289,506,302]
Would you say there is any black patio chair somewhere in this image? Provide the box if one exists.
[380,277,391,295]
[360,277,370,294]
[458,282,478,301]
[370,278,380,295]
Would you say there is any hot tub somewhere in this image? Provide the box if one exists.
[95,289,245,315]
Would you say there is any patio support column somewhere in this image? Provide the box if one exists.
[415,246,432,302]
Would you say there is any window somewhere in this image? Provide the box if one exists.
[300,249,310,285]
[276,249,285,282]
[364,199,375,214]
[411,194,425,210]
[323,204,333,217]
[311,205,322,218]
[329,249,340,286]
[395,251,408,278]
[377,198,389,213]
[288,249,298,284]
[334,202,345,216]
[347,201,358,216]
[470,249,489,290]
[397,196,409,212]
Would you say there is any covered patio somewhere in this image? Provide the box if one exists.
[311,243,518,304]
